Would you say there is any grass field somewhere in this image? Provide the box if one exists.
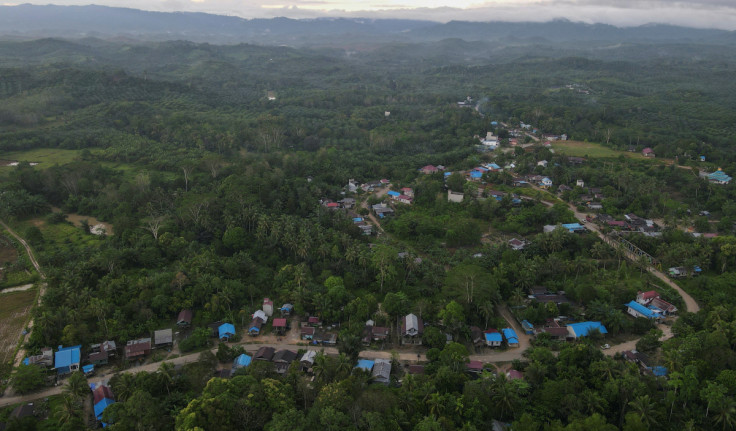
[0,288,37,364]
[552,140,649,159]
[0,148,92,166]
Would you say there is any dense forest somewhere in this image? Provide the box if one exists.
[0,23,735,431]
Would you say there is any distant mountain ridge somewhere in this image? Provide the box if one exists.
[0,4,734,45]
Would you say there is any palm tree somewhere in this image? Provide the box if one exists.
[111,372,135,402]
[63,371,89,402]
[158,362,175,395]
[491,376,519,420]
[511,287,525,306]
[478,301,495,328]
[628,395,660,428]
[713,399,736,431]
[55,394,81,425]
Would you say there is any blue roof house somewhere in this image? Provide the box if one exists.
[626,301,661,320]
[707,169,732,184]
[233,354,252,370]
[387,191,401,198]
[218,323,236,341]
[55,345,81,375]
[521,320,535,335]
[539,177,553,188]
[484,332,502,347]
[94,398,115,422]
[355,359,375,372]
[502,328,519,347]
[470,171,483,180]
[567,322,608,338]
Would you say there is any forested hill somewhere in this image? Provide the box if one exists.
[0,4,735,46]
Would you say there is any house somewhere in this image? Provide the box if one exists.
[705,169,732,185]
[484,329,502,347]
[566,321,608,339]
[88,341,116,366]
[347,179,358,193]
[273,350,298,374]
[154,329,173,349]
[587,203,603,211]
[218,323,236,341]
[482,132,499,149]
[420,165,439,175]
[253,310,269,323]
[467,360,484,373]
[272,318,288,335]
[542,320,569,340]
[576,179,585,187]
[254,346,275,361]
[485,163,502,171]
[626,300,662,320]
[372,326,390,342]
[401,187,414,198]
[308,316,320,326]
[23,347,53,368]
[232,354,252,372]
[537,160,548,168]
[387,190,401,199]
[301,326,315,340]
[280,303,294,316]
[539,177,553,189]
[401,313,424,345]
[469,170,484,181]
[356,359,375,372]
[642,148,655,157]
[397,195,413,205]
[177,309,193,327]
[124,338,152,360]
[249,317,264,336]
[300,350,317,370]
[508,238,526,251]
[93,385,115,424]
[372,359,392,385]
[502,328,519,347]
[558,184,573,193]
[55,345,81,375]
[637,291,677,314]
[314,330,337,346]
[521,320,535,335]
[448,190,464,203]
[668,267,687,278]
[263,298,274,317]
[339,198,356,209]
[507,369,524,380]
[543,223,585,234]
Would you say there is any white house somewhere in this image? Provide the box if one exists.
[576,179,585,187]
[263,298,273,317]
[537,160,548,168]
[448,191,464,203]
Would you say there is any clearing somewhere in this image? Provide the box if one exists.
[0,288,37,364]
[553,140,649,160]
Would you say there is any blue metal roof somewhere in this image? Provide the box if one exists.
[502,328,519,343]
[561,223,585,231]
[470,171,483,178]
[55,345,81,369]
[94,398,115,420]
[650,366,668,377]
[627,301,658,319]
[219,323,236,339]
[484,332,502,342]
[82,364,95,373]
[356,359,374,371]
[387,191,400,197]
[568,321,608,337]
[444,172,452,176]
[487,163,500,169]
[233,354,251,368]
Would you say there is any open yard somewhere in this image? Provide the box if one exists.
[0,288,37,364]
[0,148,92,167]
[552,140,648,159]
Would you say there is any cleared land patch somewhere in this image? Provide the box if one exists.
[552,140,647,159]
[0,288,37,364]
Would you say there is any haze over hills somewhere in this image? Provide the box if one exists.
[1,4,735,46]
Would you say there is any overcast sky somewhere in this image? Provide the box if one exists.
[10,0,736,30]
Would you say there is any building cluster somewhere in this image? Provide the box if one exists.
[626,290,678,320]
[593,213,661,236]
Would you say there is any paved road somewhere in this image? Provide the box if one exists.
[0,219,47,367]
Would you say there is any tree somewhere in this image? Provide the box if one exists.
[446,172,465,193]
[372,244,397,293]
[11,364,45,394]
[439,301,465,338]
[383,292,409,342]
[63,371,89,401]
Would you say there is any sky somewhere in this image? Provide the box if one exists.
[8,0,736,30]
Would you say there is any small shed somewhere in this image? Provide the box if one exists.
[177,310,193,327]
[272,318,288,335]
[280,303,294,316]
[154,328,173,348]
